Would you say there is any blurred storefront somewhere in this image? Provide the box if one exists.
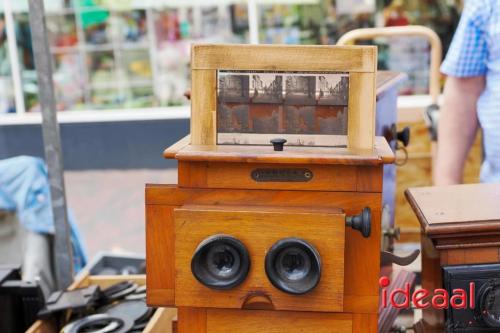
[0,0,462,115]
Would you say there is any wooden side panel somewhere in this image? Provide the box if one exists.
[348,71,376,150]
[343,205,381,301]
[356,165,383,192]
[178,307,206,333]
[174,206,345,312]
[178,161,208,188]
[206,309,353,333]
[191,69,216,145]
[146,204,175,306]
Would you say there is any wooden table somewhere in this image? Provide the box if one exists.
[406,183,500,332]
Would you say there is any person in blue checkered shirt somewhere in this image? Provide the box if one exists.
[435,0,500,185]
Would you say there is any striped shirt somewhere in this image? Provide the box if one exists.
[441,0,500,183]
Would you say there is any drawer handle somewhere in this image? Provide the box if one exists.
[346,207,371,238]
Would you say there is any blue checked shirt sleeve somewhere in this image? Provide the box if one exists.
[441,0,491,77]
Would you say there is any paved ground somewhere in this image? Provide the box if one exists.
[65,168,177,259]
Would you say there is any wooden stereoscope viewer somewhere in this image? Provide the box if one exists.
[146,44,394,333]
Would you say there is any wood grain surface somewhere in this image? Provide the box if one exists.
[405,183,500,236]
[146,204,175,306]
[163,135,190,159]
[174,205,345,312]
[169,136,394,165]
[191,44,376,73]
[189,44,378,149]
[177,161,382,193]
[348,72,376,150]
[206,309,353,333]
[146,185,382,315]
[191,69,216,145]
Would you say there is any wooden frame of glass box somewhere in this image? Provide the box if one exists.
[146,44,393,333]
[189,44,378,149]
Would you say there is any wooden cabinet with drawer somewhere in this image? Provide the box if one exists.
[146,44,393,333]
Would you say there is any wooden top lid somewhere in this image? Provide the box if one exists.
[164,136,394,165]
[405,183,500,238]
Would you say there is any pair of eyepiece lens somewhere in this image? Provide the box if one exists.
[191,235,321,295]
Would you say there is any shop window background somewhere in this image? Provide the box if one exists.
[0,12,15,113]
[0,0,463,113]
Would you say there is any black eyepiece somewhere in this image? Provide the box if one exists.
[265,238,321,295]
[191,234,250,290]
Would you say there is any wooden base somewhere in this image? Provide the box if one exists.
[177,307,376,333]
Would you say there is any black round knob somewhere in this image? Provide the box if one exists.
[397,127,410,147]
[265,238,321,295]
[191,234,250,290]
[270,138,287,151]
[346,207,371,238]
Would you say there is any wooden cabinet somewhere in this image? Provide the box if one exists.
[406,183,500,332]
[174,205,346,312]
[146,44,394,332]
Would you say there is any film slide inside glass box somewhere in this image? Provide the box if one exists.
[216,70,349,147]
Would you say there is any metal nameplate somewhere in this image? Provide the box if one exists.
[251,168,313,182]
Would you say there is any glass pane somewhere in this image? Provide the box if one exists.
[153,8,190,46]
[217,70,349,147]
[89,87,120,109]
[116,9,147,44]
[53,52,85,110]
[81,7,110,45]
[87,50,116,88]
[46,13,78,48]
[125,86,154,108]
[120,48,151,82]
[153,9,191,106]
[0,14,15,113]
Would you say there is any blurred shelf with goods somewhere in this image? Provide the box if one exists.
[0,0,463,118]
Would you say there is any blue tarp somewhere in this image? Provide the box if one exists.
[0,156,87,272]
